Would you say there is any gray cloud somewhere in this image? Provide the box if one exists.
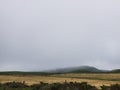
[0,0,120,71]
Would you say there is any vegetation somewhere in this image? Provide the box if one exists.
[0,74,120,88]
[0,67,119,90]
[53,73,120,81]
[101,84,120,90]
[0,81,120,90]
[0,71,51,76]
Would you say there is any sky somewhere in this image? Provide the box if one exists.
[0,0,120,71]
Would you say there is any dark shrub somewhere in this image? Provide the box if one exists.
[110,84,120,90]
[0,81,120,90]
[2,81,28,88]
[101,85,110,90]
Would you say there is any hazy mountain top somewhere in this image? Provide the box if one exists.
[46,66,104,73]
[0,66,119,75]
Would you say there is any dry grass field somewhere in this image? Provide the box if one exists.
[0,73,120,88]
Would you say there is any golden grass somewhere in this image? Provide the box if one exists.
[52,73,120,81]
[51,73,120,87]
[0,73,120,88]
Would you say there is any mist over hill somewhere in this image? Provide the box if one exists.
[0,66,120,75]
[46,66,107,73]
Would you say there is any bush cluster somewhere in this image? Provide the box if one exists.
[0,81,120,90]
[31,81,97,90]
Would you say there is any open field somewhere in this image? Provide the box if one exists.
[0,73,120,88]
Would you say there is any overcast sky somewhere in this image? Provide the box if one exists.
[0,0,120,71]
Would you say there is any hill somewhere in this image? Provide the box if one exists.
[110,69,120,73]
[47,66,104,73]
[0,66,119,75]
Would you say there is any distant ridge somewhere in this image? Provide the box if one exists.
[46,66,104,73]
[110,69,120,73]
[0,66,120,75]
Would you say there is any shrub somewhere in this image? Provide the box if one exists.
[2,81,28,88]
[101,85,110,90]
[0,81,119,90]
[110,84,120,90]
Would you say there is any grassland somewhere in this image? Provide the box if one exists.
[0,73,120,88]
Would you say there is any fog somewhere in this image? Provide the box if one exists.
[0,0,120,71]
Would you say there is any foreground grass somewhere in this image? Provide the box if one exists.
[0,73,120,88]
[0,81,120,90]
